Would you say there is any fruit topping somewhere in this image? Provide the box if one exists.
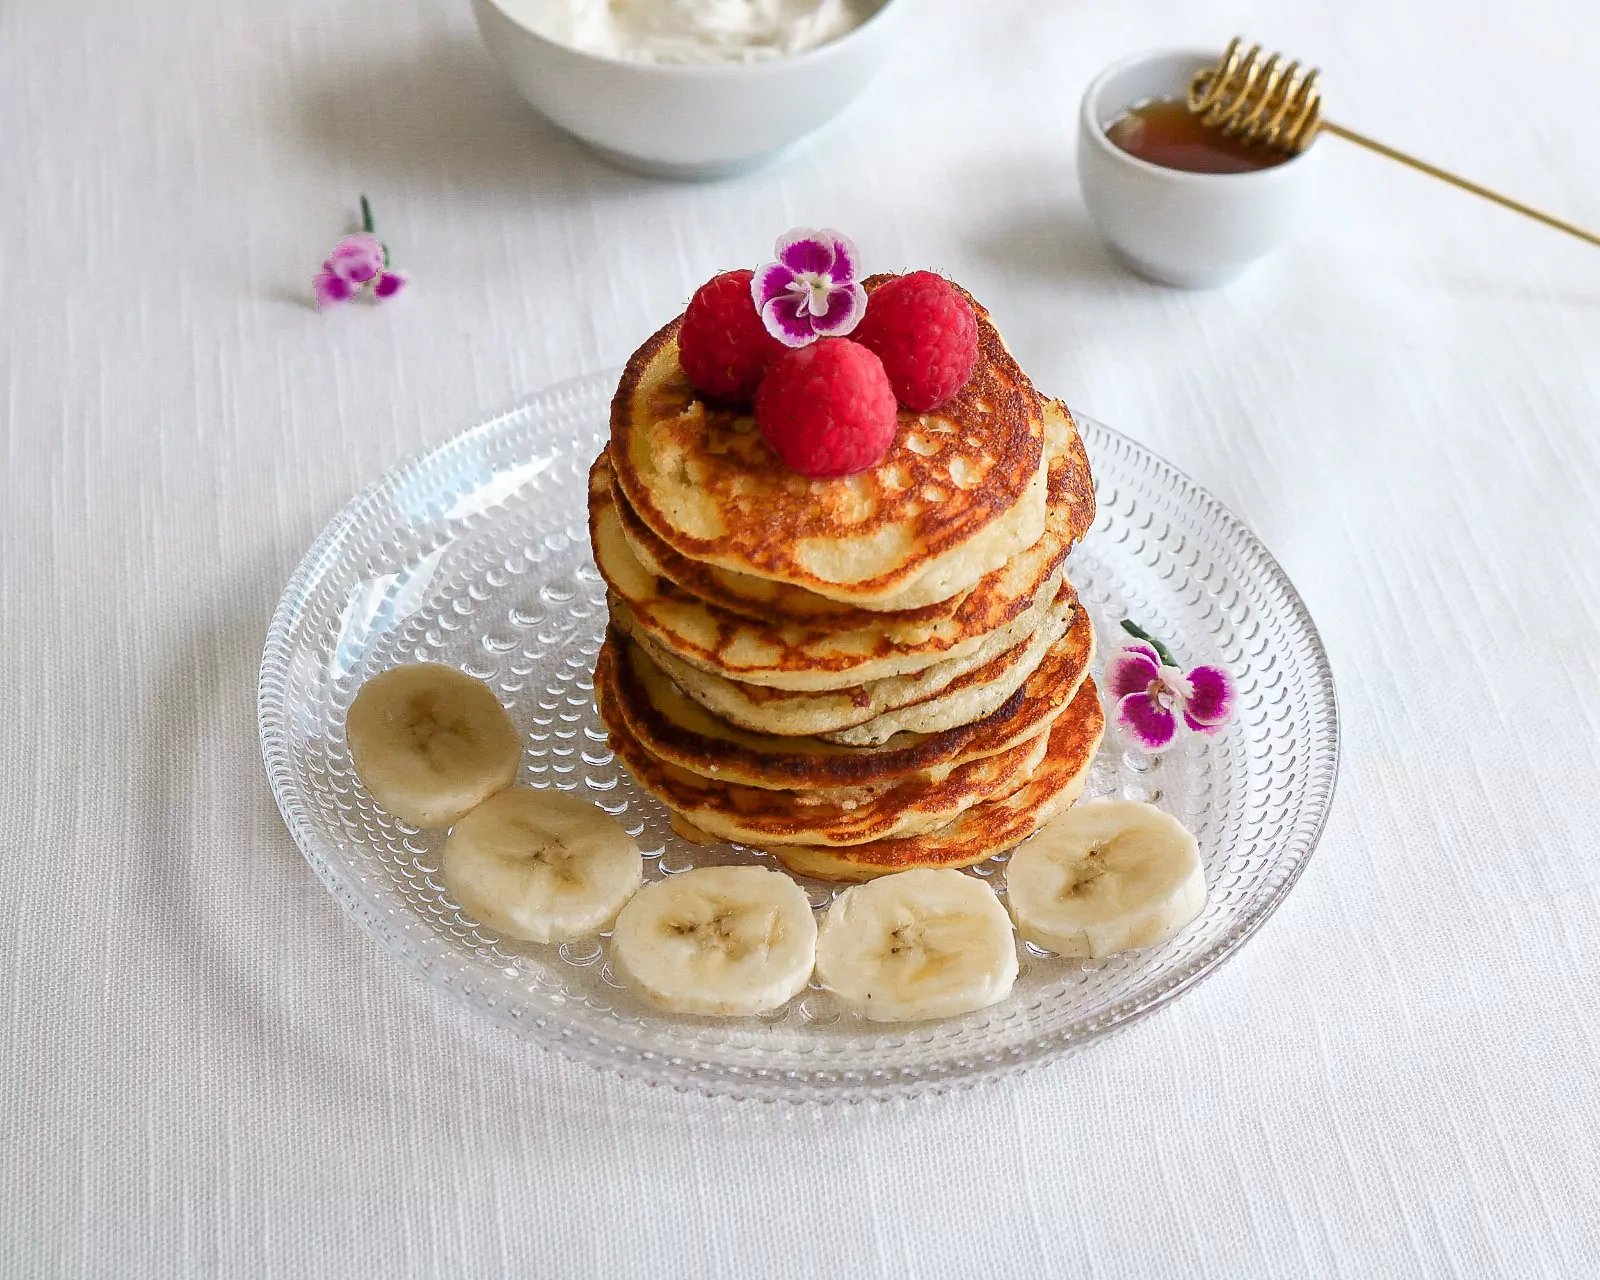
[609,866,817,1016]
[443,787,642,944]
[1005,800,1206,958]
[815,869,1018,1022]
[345,663,521,829]
[852,271,979,412]
[678,268,786,401]
[753,337,899,478]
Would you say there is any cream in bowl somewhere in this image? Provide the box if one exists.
[473,0,904,178]
[1077,49,1318,288]
[537,0,862,65]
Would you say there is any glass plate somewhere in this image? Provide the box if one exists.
[259,372,1338,1101]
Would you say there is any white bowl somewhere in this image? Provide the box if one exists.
[1077,48,1318,288]
[472,0,905,179]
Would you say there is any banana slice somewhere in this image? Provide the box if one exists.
[609,866,817,1016]
[443,787,643,944]
[1005,800,1206,957]
[346,663,522,828]
[815,869,1018,1023]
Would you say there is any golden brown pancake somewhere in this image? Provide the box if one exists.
[1044,400,1096,549]
[770,679,1106,881]
[597,671,1054,848]
[590,267,1102,888]
[611,398,1095,630]
[591,449,1066,690]
[608,275,1049,610]
[622,585,1074,741]
[597,604,1094,791]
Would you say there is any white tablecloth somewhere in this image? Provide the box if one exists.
[5,0,1598,1274]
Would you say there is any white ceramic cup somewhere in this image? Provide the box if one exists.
[472,0,905,180]
[1077,48,1318,288]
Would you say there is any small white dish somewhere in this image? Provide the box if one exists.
[472,0,904,180]
[1077,48,1318,288]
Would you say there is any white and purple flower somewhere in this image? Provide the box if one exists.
[1105,621,1235,752]
[751,227,867,348]
[314,197,407,309]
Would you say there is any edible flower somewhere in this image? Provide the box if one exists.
[1105,620,1235,752]
[752,227,866,347]
[314,195,407,309]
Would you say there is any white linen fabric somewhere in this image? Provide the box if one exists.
[3,0,1597,1275]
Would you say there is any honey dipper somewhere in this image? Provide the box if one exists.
[1188,38,1599,248]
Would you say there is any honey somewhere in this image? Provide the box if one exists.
[1105,99,1288,175]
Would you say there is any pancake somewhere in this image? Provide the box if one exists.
[623,585,1067,740]
[770,679,1106,881]
[612,399,1094,631]
[822,587,1092,745]
[609,275,1049,610]
[597,674,1055,847]
[591,436,1066,691]
[1044,400,1096,551]
[620,582,1062,739]
[597,605,1093,792]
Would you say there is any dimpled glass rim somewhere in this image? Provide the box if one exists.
[258,371,1339,1102]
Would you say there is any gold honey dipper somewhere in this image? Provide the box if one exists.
[1188,38,1600,248]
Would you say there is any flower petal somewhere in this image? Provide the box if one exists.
[330,232,383,258]
[1183,708,1229,737]
[752,260,799,309]
[760,295,818,347]
[774,227,836,277]
[374,269,408,299]
[808,282,867,337]
[1117,691,1177,751]
[1128,642,1164,669]
[824,232,861,287]
[328,233,384,283]
[313,269,354,308]
[1183,664,1236,726]
[1105,646,1162,700]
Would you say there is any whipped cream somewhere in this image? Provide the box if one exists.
[531,0,862,65]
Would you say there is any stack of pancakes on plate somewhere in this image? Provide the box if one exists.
[589,277,1106,881]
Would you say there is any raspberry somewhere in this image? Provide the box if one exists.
[677,269,785,402]
[852,271,979,412]
[754,339,899,478]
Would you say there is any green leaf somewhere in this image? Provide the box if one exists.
[360,194,374,234]
[1119,618,1178,668]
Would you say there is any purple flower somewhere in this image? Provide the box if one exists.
[326,233,385,284]
[314,197,406,309]
[752,227,867,347]
[1104,624,1236,753]
[313,269,355,308]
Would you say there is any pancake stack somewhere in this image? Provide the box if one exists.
[589,275,1106,881]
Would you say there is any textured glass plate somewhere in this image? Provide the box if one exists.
[259,372,1338,1101]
